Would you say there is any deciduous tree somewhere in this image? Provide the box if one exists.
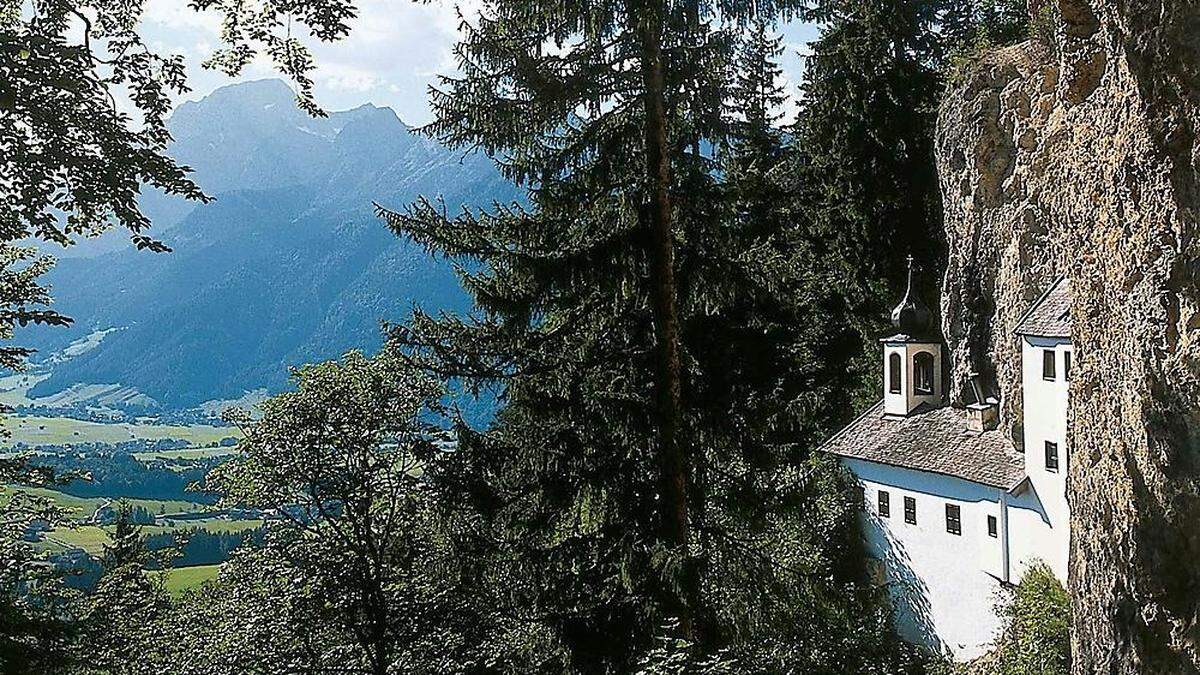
[210,351,476,675]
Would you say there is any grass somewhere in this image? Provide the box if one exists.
[2,415,241,448]
[132,445,238,462]
[34,518,263,555]
[156,564,221,597]
[2,485,208,517]
[42,525,111,555]
[141,518,264,535]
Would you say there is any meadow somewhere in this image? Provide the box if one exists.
[155,564,222,597]
[8,484,207,516]
[2,415,240,447]
[3,414,255,594]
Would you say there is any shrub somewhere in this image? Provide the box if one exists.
[994,562,1071,675]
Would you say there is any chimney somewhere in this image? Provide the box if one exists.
[966,372,998,432]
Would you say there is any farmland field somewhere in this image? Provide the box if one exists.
[42,525,111,555]
[2,485,208,516]
[156,564,221,596]
[132,446,238,462]
[32,519,264,554]
[1,415,240,447]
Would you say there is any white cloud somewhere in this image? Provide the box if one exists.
[134,1,816,126]
[316,63,383,93]
[141,0,223,33]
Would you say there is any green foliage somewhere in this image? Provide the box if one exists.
[0,458,80,674]
[204,351,477,675]
[73,504,175,675]
[0,245,69,371]
[164,547,354,675]
[787,0,953,409]
[1029,1,1063,58]
[378,2,922,671]
[993,563,1071,675]
[0,0,356,365]
[943,0,1043,80]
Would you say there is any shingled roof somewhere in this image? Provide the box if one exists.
[822,401,1026,490]
[1015,278,1071,338]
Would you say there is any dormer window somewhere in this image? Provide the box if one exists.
[913,352,934,395]
[889,353,902,394]
[1042,349,1056,380]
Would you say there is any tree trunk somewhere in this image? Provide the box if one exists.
[637,2,696,643]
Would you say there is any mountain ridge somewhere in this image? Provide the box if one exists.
[21,79,514,411]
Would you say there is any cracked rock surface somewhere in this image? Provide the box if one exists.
[936,0,1200,670]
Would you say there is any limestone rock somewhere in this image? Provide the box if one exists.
[935,0,1200,670]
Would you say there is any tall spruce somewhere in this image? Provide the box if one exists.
[379,4,914,671]
[787,0,950,410]
[785,0,1031,413]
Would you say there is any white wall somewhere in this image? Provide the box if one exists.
[844,458,1009,661]
[1019,336,1071,583]
[882,341,943,416]
[883,343,908,416]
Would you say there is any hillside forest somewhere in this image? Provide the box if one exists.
[0,0,1081,673]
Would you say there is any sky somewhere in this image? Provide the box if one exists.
[138,0,821,126]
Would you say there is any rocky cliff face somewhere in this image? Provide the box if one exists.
[936,0,1200,671]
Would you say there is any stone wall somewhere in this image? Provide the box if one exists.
[935,0,1200,670]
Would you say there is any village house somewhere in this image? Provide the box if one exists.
[821,262,1071,660]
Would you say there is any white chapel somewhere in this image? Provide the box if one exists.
[821,261,1072,661]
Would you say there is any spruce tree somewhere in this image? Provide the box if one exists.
[379,5,911,670]
[785,0,952,410]
[78,503,174,675]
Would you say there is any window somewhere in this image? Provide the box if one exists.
[854,484,866,509]
[888,353,902,394]
[904,496,916,525]
[878,490,890,518]
[1043,349,1056,380]
[1045,441,1060,472]
[945,504,961,535]
[912,351,934,395]
[1064,351,1072,381]
[987,515,998,538]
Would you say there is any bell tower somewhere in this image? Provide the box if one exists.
[882,256,943,417]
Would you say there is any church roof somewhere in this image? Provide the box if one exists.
[1015,278,1071,338]
[890,255,935,337]
[821,401,1026,490]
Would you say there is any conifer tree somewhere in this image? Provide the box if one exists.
[784,0,952,409]
[783,0,1030,413]
[379,4,913,670]
[77,503,174,675]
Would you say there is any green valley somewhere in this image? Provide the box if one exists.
[2,415,239,447]
[2,413,253,595]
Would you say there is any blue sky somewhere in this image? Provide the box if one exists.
[139,0,820,125]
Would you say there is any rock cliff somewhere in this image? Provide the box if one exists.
[935,0,1200,671]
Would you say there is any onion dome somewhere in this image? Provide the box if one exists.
[890,255,933,336]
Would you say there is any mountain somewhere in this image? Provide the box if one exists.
[20,79,517,411]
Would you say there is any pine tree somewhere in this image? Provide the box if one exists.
[79,503,173,675]
[783,0,953,411]
[379,4,913,670]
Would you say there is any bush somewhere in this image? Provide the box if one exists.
[994,562,1071,675]
[1029,1,1063,59]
